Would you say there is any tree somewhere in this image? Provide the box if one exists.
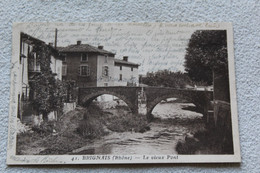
[184,30,228,85]
[29,43,66,121]
[141,70,193,88]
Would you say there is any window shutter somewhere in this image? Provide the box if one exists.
[87,66,90,76]
[28,45,31,57]
[102,66,105,76]
[78,66,81,75]
[62,65,67,76]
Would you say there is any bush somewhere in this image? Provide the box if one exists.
[76,109,106,139]
[77,119,106,139]
[106,113,149,133]
[77,104,150,139]
[31,121,56,135]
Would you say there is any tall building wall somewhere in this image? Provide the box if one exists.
[63,52,98,87]
[96,55,115,87]
[51,56,62,80]
[114,65,139,86]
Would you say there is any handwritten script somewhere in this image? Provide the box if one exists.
[21,23,221,74]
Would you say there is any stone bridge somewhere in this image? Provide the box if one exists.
[78,86,213,119]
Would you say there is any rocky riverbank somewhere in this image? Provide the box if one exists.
[176,126,234,154]
[16,100,230,155]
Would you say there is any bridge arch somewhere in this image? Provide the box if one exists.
[80,90,136,113]
[144,87,212,119]
[146,94,195,117]
[78,87,213,119]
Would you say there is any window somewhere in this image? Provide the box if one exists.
[103,66,109,77]
[104,83,108,87]
[105,55,108,63]
[81,53,88,62]
[80,65,90,76]
[120,66,122,70]
[35,54,41,71]
[27,45,31,58]
[22,86,30,101]
[20,42,29,62]
[131,67,133,71]
[28,53,35,71]
[28,52,40,72]
[62,65,67,76]
[119,74,122,81]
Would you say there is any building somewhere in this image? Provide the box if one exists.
[114,56,139,86]
[18,32,63,124]
[58,41,116,87]
[59,41,139,103]
[59,41,139,87]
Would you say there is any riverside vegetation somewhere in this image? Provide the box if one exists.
[16,104,149,155]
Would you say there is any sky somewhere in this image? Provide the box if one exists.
[16,22,224,75]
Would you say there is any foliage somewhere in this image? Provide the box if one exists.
[105,112,149,133]
[77,108,106,139]
[30,44,66,120]
[77,118,106,139]
[184,30,228,85]
[16,105,150,155]
[141,70,195,88]
[31,121,56,135]
[77,103,150,138]
[63,80,77,102]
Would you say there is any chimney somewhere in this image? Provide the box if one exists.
[123,56,128,61]
[77,41,81,45]
[49,42,54,47]
[98,45,103,49]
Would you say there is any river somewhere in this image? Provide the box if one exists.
[72,100,205,155]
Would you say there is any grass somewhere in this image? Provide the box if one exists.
[77,104,149,136]
[77,115,107,139]
[16,109,92,155]
[16,105,149,155]
[17,103,150,155]
[105,113,149,133]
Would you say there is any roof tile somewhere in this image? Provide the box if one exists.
[57,44,115,55]
[114,59,139,66]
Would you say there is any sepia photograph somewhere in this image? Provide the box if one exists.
[7,22,240,164]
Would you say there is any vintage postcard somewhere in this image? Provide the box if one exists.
[7,22,241,164]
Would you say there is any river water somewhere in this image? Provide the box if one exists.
[72,101,205,155]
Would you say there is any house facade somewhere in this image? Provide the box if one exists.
[59,41,115,87]
[114,56,139,86]
[59,42,140,88]
[18,32,63,124]
[59,42,139,103]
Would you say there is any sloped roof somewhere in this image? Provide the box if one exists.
[21,32,63,60]
[57,44,115,55]
[114,59,139,67]
[21,32,45,45]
